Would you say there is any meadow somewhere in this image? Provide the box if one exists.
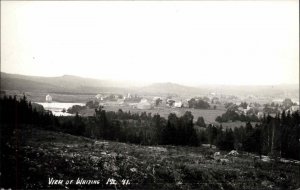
[79,103,226,124]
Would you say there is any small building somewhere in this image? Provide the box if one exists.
[174,101,183,108]
[95,94,104,101]
[46,94,52,102]
[137,99,152,109]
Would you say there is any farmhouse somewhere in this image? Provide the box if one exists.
[174,101,183,108]
[137,99,152,110]
[46,94,52,102]
[95,94,104,101]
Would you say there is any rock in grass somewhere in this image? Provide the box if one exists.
[130,168,137,173]
[227,150,239,156]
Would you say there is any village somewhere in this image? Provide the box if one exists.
[43,92,300,126]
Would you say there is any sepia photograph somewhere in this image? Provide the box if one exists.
[0,0,299,189]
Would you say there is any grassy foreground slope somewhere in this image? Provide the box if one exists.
[9,127,300,189]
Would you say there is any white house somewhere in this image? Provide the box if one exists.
[174,101,183,108]
[46,94,52,102]
[95,94,104,101]
[137,99,152,109]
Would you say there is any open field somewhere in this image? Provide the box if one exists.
[76,103,256,129]
[79,104,227,124]
[78,103,256,128]
[6,127,300,189]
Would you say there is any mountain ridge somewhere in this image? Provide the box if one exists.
[1,72,299,99]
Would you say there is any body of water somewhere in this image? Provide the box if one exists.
[35,102,85,116]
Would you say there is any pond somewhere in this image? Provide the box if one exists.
[35,102,85,116]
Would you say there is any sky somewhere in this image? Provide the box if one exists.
[1,1,299,86]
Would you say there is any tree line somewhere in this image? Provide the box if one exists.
[215,109,260,123]
[1,95,299,160]
[205,112,300,160]
[188,98,210,109]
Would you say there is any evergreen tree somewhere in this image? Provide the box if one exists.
[196,116,206,127]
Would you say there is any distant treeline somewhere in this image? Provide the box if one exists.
[202,112,300,160]
[1,95,299,160]
[215,109,260,123]
[188,98,210,109]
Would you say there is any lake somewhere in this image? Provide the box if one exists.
[35,102,85,116]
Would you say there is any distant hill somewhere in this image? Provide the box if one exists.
[1,72,298,99]
[0,72,129,94]
[0,72,205,96]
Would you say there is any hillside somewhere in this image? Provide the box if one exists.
[3,126,300,189]
[1,72,129,94]
[1,72,204,96]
